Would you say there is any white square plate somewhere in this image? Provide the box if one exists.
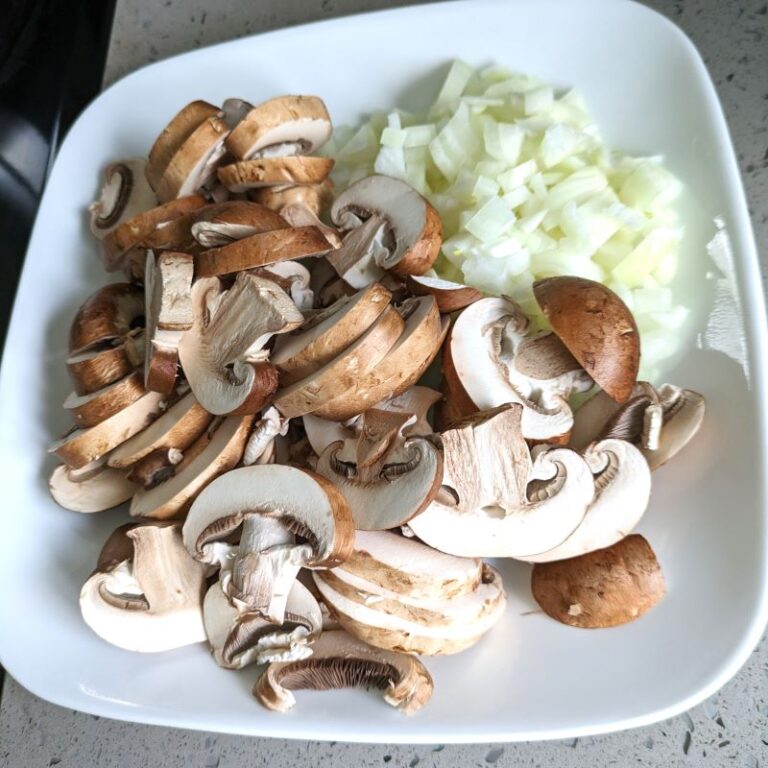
[0,0,765,743]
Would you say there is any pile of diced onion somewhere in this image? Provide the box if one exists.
[326,61,688,378]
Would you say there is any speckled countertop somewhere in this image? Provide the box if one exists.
[2,0,767,765]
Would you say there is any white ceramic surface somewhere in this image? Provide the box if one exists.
[0,0,764,744]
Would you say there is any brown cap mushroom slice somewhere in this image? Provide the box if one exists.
[313,562,505,656]
[278,201,342,250]
[143,251,194,394]
[182,464,354,622]
[251,261,315,312]
[217,156,334,192]
[107,391,211,468]
[79,521,207,651]
[63,370,146,427]
[126,447,184,489]
[405,274,483,313]
[408,405,594,558]
[178,274,302,415]
[49,464,137,513]
[316,409,442,530]
[328,175,442,288]
[251,178,334,217]
[89,159,158,240]
[204,578,322,669]
[312,297,446,421]
[440,297,592,442]
[69,283,144,354]
[271,282,392,385]
[242,406,290,466]
[533,276,640,403]
[195,225,332,278]
[50,390,166,469]
[273,306,405,418]
[531,534,666,628]
[254,629,433,714]
[225,95,332,160]
[129,414,253,519]
[189,200,288,248]
[66,332,144,396]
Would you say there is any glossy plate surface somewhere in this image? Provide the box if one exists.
[0,0,765,743]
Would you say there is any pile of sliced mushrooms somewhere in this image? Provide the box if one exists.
[50,94,706,714]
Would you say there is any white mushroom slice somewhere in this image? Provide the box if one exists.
[204,578,322,669]
[303,413,360,457]
[217,156,334,192]
[524,439,652,562]
[69,283,144,354]
[107,391,211,468]
[313,297,446,421]
[251,178,334,218]
[79,522,207,652]
[254,630,433,714]
[278,202,342,249]
[441,297,592,442]
[251,261,315,312]
[66,332,144,396]
[313,563,505,656]
[271,282,392,385]
[189,200,288,248]
[50,391,166,469]
[182,465,354,622]
[129,415,252,520]
[144,251,194,394]
[89,159,157,239]
[225,95,332,160]
[316,409,442,530]
[273,306,405,418]
[405,274,483,313]
[63,371,145,428]
[195,225,332,277]
[242,406,289,465]
[408,405,595,559]
[328,175,442,285]
[49,464,137,513]
[178,274,302,416]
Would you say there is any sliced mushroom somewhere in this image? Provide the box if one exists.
[225,95,332,160]
[251,261,314,312]
[312,297,446,421]
[204,578,322,669]
[195,225,332,278]
[271,282,392,385]
[50,391,166,469]
[63,371,145,428]
[250,178,334,217]
[242,406,290,465]
[277,202,341,249]
[189,200,288,248]
[144,251,194,394]
[405,274,483,313]
[49,464,137,513]
[79,521,207,651]
[380,385,441,435]
[273,306,405,418]
[66,332,144,396]
[221,97,253,129]
[328,175,442,287]
[533,277,640,403]
[182,464,354,622]
[129,415,252,520]
[439,297,592,442]
[314,562,505,655]
[408,405,595,558]
[127,447,184,489]
[218,156,334,192]
[254,630,433,714]
[89,159,157,239]
[107,391,210,468]
[69,284,144,354]
[531,534,666,628]
[178,274,302,415]
[316,408,442,530]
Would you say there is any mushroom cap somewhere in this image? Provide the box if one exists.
[250,178,334,217]
[63,371,146,428]
[49,464,137,513]
[189,200,288,248]
[405,274,483,313]
[253,629,433,714]
[69,283,144,354]
[66,334,143,396]
[225,95,332,160]
[217,156,334,192]
[533,277,640,403]
[181,464,355,569]
[330,175,442,280]
[271,282,392,385]
[79,521,207,652]
[129,415,253,520]
[312,297,446,421]
[531,534,666,628]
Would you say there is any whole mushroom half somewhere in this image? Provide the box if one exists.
[79,521,207,651]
